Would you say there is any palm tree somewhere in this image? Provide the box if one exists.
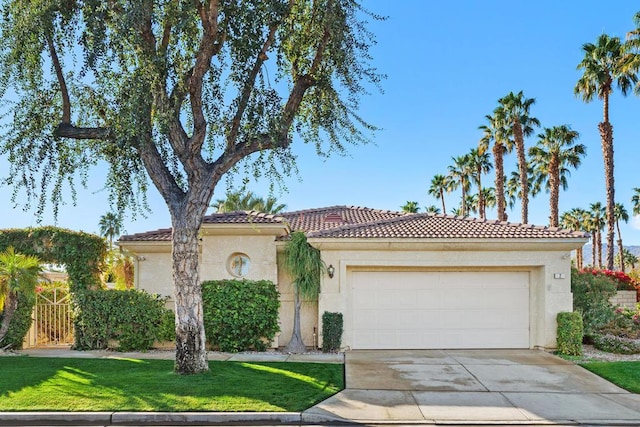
[561,208,589,269]
[529,125,585,227]
[215,190,287,214]
[480,187,497,214]
[466,148,493,219]
[479,111,513,221]
[588,202,607,268]
[424,205,441,214]
[615,249,638,271]
[428,174,450,214]
[505,167,535,220]
[98,213,122,249]
[613,203,629,272]
[632,187,640,215]
[448,155,473,217]
[626,11,640,92]
[281,232,324,354]
[575,33,638,270]
[497,91,540,224]
[401,201,420,213]
[0,247,43,345]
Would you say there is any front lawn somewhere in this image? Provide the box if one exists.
[0,357,343,412]
[580,361,640,393]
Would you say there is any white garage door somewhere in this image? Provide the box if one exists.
[351,271,529,349]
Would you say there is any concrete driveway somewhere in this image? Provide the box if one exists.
[304,349,640,425]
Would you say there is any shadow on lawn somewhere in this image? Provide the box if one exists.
[0,356,344,412]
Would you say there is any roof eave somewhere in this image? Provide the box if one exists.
[306,237,590,251]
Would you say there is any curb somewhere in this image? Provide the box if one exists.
[0,411,313,426]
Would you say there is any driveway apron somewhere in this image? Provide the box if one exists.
[303,349,640,425]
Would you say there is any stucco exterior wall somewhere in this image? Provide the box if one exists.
[312,242,576,350]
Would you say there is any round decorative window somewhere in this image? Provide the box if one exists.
[227,253,251,278]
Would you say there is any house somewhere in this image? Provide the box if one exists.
[117,206,589,350]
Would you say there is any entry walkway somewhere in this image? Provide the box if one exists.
[306,349,640,424]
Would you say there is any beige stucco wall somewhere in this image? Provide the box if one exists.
[310,238,585,351]
[122,232,586,352]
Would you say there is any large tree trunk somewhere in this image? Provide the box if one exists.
[513,119,529,224]
[548,157,559,228]
[493,144,507,221]
[284,287,307,354]
[599,120,615,270]
[0,292,18,345]
[171,209,209,374]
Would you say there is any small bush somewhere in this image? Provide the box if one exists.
[556,312,583,356]
[322,312,343,353]
[202,280,279,352]
[571,268,617,336]
[156,308,176,342]
[73,289,171,351]
[0,291,36,349]
[591,333,640,354]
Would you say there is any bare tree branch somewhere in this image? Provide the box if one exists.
[47,36,71,124]
[226,23,281,150]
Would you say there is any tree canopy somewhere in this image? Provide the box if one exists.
[0,0,383,373]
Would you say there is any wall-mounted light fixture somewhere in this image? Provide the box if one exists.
[327,264,335,278]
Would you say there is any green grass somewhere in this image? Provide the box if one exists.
[580,361,640,393]
[0,356,343,412]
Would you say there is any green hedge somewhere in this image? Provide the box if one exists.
[322,312,343,353]
[556,312,583,356]
[202,279,279,352]
[73,289,172,351]
[0,291,36,349]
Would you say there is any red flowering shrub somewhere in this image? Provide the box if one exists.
[580,268,639,291]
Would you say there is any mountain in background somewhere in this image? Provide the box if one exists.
[579,245,640,267]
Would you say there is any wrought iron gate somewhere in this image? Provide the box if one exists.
[34,287,74,346]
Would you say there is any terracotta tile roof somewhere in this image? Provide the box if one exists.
[119,207,589,242]
[119,211,286,242]
[280,206,406,233]
[305,213,590,240]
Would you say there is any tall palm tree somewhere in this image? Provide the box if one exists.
[632,187,640,215]
[561,208,589,269]
[615,249,638,271]
[401,201,420,213]
[588,202,607,268]
[428,174,450,214]
[481,187,497,214]
[98,212,122,249]
[466,148,493,219]
[529,125,585,227]
[448,154,473,217]
[479,111,513,221]
[613,203,629,272]
[626,11,640,92]
[0,247,43,345]
[575,33,638,270]
[497,91,540,224]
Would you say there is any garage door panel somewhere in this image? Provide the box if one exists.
[351,271,530,349]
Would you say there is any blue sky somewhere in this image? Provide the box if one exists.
[1,1,640,245]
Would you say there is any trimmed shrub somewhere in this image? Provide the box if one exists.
[156,308,176,343]
[556,312,583,356]
[202,279,279,352]
[571,268,617,336]
[591,333,640,354]
[73,289,171,351]
[322,311,343,353]
[0,291,36,349]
